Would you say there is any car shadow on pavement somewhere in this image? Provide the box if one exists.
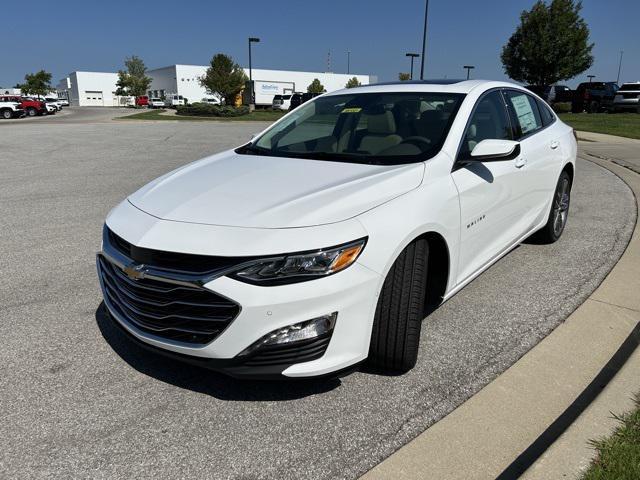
[95,303,341,401]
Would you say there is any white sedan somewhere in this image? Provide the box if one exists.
[97,80,576,379]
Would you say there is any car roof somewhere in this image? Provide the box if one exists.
[325,79,526,96]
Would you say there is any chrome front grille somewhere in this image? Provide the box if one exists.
[98,254,240,345]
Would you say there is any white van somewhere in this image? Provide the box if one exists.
[164,94,185,108]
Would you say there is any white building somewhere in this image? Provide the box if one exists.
[148,64,376,106]
[56,71,132,106]
[57,65,376,107]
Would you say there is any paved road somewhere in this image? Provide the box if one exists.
[0,121,635,480]
[0,106,134,125]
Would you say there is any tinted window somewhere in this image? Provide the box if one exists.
[459,91,512,160]
[243,92,465,165]
[505,90,543,138]
[536,98,555,126]
[619,84,640,91]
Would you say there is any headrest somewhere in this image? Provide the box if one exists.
[467,124,477,138]
[367,111,397,134]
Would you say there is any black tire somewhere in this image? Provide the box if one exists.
[368,238,428,373]
[588,101,599,113]
[531,171,572,244]
[27,107,37,117]
[1,109,12,119]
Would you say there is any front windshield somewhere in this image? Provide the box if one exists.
[241,92,465,165]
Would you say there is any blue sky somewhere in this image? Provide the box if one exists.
[1,0,638,88]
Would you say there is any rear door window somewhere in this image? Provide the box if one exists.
[504,90,543,138]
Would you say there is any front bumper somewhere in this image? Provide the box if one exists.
[98,210,381,379]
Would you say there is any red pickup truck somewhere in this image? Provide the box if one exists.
[0,95,47,116]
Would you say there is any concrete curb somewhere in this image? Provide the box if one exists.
[361,147,640,480]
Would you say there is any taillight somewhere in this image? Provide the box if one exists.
[584,90,590,100]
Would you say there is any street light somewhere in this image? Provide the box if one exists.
[420,0,429,80]
[463,65,475,80]
[347,50,351,74]
[406,53,420,80]
[248,37,260,109]
[617,50,624,84]
[587,74,596,83]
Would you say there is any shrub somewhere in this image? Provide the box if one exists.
[552,102,572,114]
[176,103,250,117]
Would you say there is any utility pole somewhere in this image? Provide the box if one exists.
[617,50,624,84]
[463,65,475,80]
[347,50,351,74]
[248,37,260,110]
[420,0,429,80]
[406,53,420,80]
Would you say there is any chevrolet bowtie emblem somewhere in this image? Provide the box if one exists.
[123,263,146,280]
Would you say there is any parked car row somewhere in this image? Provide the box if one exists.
[0,95,66,119]
[136,94,191,109]
[272,92,323,111]
[525,81,640,114]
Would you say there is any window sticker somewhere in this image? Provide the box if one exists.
[510,94,537,134]
[341,107,362,113]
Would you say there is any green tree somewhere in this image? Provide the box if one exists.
[345,77,361,88]
[501,0,593,86]
[307,78,326,93]
[398,72,411,81]
[17,70,53,97]
[115,55,152,100]
[199,54,247,106]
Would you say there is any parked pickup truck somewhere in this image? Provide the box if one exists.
[0,98,25,119]
[0,95,46,116]
[572,81,619,113]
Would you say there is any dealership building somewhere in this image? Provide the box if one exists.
[56,65,375,107]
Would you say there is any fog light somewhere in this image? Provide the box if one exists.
[238,312,337,357]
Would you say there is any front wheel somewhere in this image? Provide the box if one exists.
[532,171,572,243]
[367,238,428,373]
[1,109,12,119]
[27,107,37,117]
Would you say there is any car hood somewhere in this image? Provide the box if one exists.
[128,150,425,228]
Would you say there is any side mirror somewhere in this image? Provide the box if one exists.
[470,139,520,161]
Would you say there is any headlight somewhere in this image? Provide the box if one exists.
[228,238,366,285]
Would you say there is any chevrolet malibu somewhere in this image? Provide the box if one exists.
[97,80,576,379]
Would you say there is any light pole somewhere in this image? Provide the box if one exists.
[587,74,596,83]
[347,50,351,74]
[463,65,475,80]
[419,0,429,80]
[616,50,624,84]
[406,53,420,80]
[248,37,260,109]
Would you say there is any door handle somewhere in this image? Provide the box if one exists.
[515,157,527,168]
[550,140,560,149]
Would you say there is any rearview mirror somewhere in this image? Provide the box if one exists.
[470,139,520,161]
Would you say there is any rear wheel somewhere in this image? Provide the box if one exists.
[27,107,37,117]
[368,239,428,373]
[532,171,572,243]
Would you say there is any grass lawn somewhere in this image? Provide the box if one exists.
[559,113,640,140]
[116,109,286,122]
[581,394,640,480]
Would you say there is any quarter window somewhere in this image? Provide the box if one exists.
[459,91,512,160]
[536,98,555,127]
[505,90,543,138]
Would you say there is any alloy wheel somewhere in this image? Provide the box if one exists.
[552,177,570,236]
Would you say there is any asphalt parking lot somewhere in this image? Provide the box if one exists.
[0,114,636,479]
